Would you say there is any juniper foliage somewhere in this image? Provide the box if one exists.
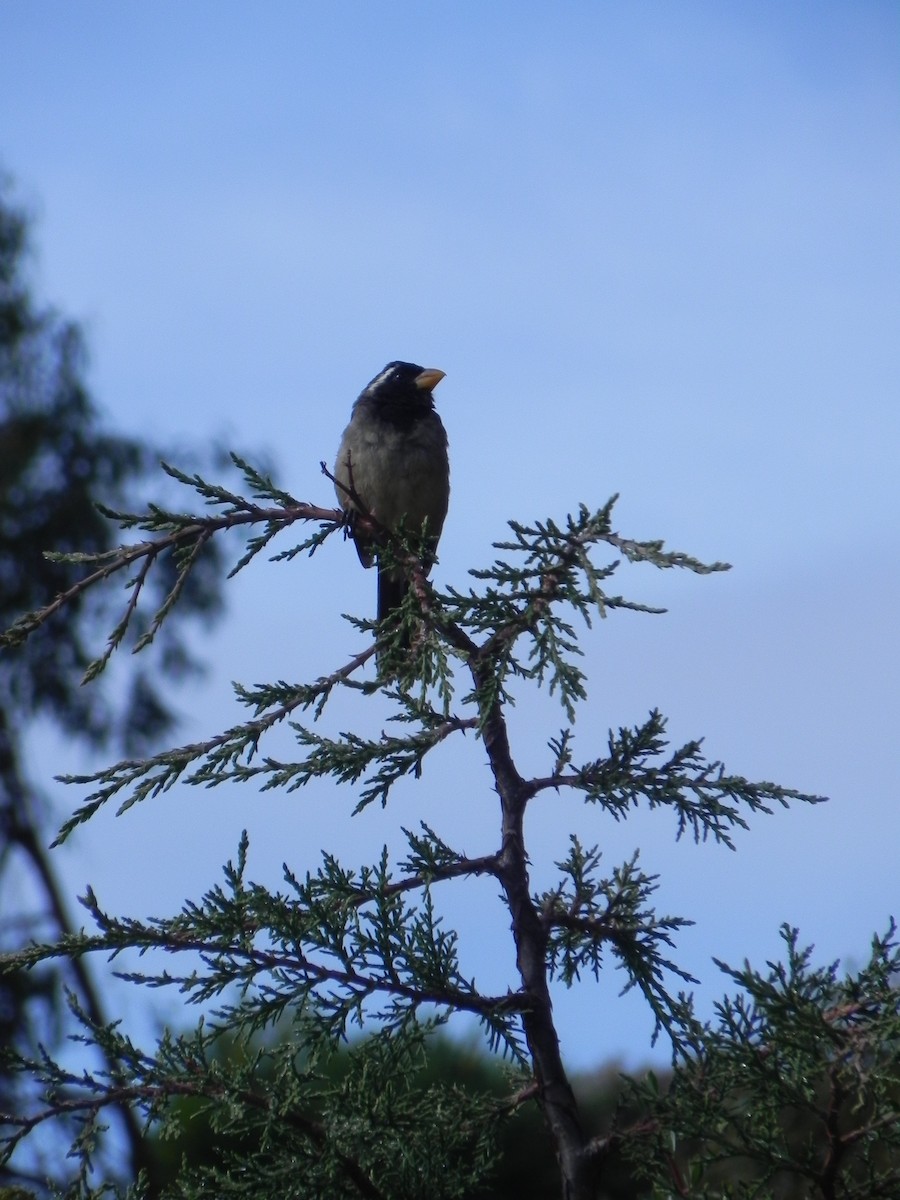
[2,457,895,1200]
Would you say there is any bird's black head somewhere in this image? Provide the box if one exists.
[360,361,445,407]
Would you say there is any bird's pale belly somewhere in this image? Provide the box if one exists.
[353,426,447,532]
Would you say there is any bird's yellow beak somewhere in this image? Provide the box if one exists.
[414,368,446,393]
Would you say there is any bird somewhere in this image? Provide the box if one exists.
[334,361,449,655]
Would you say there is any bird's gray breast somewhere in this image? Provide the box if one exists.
[335,405,449,536]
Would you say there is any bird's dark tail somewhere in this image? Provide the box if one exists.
[377,567,418,673]
[377,566,409,630]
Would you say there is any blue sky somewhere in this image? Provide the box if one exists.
[2,2,898,1072]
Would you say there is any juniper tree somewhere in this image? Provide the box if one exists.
[1,456,898,1199]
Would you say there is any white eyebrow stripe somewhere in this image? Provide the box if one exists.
[364,366,396,395]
